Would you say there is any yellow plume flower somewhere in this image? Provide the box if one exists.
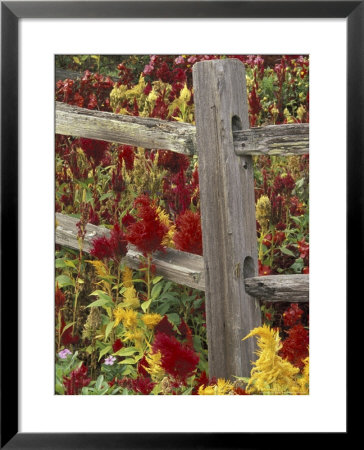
[122,266,133,288]
[156,206,176,247]
[256,195,271,233]
[198,385,215,395]
[142,313,162,329]
[122,286,140,310]
[243,324,300,394]
[113,307,138,329]
[124,329,145,349]
[145,350,165,382]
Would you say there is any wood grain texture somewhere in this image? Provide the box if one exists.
[234,123,309,156]
[56,102,309,157]
[55,213,205,291]
[56,102,197,155]
[193,58,262,379]
[245,274,309,302]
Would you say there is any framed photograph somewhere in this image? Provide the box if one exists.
[1,1,358,447]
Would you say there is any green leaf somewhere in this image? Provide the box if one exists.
[56,274,74,288]
[280,247,295,257]
[114,346,137,357]
[152,276,163,285]
[95,375,104,391]
[98,345,112,361]
[167,313,181,325]
[151,283,163,300]
[87,298,114,309]
[100,192,113,202]
[182,386,193,395]
[105,321,115,341]
[73,56,81,64]
[60,321,75,337]
[118,358,136,365]
[141,299,152,313]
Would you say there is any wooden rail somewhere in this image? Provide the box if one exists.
[56,213,308,302]
[56,102,309,157]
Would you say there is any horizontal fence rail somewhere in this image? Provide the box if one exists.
[56,102,309,156]
[56,213,309,302]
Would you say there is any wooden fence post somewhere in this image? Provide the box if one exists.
[193,58,262,380]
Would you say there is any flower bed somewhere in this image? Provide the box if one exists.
[55,54,309,395]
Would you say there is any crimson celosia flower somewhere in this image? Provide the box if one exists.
[79,138,109,166]
[63,364,91,395]
[173,210,203,256]
[280,324,309,369]
[125,194,168,255]
[154,315,174,337]
[55,283,66,312]
[118,145,135,171]
[90,224,128,264]
[137,355,149,377]
[60,317,79,346]
[90,235,114,261]
[157,150,189,174]
[122,212,136,229]
[112,338,123,353]
[131,376,155,395]
[152,332,199,383]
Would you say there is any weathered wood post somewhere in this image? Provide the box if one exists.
[193,58,262,380]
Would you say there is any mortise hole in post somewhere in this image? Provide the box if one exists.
[243,256,255,279]
[232,115,243,132]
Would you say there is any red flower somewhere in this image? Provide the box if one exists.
[173,210,203,256]
[55,283,66,311]
[157,150,189,174]
[90,224,128,264]
[258,260,272,276]
[63,364,91,395]
[233,387,249,395]
[280,324,309,369]
[283,303,304,327]
[131,376,155,395]
[154,315,174,337]
[118,145,135,171]
[112,338,123,353]
[60,317,79,346]
[125,194,168,255]
[79,138,109,166]
[152,332,199,383]
[137,355,150,377]
[302,266,309,274]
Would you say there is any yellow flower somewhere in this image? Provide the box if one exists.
[142,313,162,329]
[122,266,133,288]
[113,307,138,329]
[156,206,175,246]
[256,195,271,233]
[113,306,125,328]
[296,105,306,121]
[198,385,215,395]
[122,286,140,309]
[216,378,234,395]
[243,324,300,394]
[124,329,145,349]
[145,351,165,381]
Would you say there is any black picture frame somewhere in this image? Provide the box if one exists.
[1,1,357,448]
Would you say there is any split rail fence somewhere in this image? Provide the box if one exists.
[55,59,309,380]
